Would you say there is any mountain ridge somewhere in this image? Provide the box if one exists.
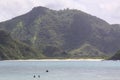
[0,6,120,59]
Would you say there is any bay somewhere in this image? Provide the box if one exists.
[0,60,120,80]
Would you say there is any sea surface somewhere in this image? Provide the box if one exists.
[0,60,120,80]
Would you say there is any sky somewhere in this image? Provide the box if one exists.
[0,0,120,24]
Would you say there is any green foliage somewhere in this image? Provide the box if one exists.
[0,30,44,60]
[43,46,68,57]
[1,6,120,59]
[109,50,120,60]
[69,43,106,58]
[0,30,11,44]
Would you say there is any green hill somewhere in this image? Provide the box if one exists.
[0,30,44,60]
[69,43,106,58]
[109,50,120,60]
[0,6,120,58]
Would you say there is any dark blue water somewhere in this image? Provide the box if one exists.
[0,60,120,80]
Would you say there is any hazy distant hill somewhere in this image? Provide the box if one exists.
[0,30,44,60]
[0,6,120,58]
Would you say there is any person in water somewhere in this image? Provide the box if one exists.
[33,75,36,78]
[38,75,40,78]
[46,70,49,72]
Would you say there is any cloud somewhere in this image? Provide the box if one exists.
[33,0,120,24]
[0,0,34,21]
[0,0,120,24]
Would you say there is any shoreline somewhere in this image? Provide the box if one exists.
[3,59,104,61]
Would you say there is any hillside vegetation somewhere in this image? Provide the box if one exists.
[0,30,44,60]
[0,6,120,59]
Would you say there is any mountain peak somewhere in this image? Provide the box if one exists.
[1,6,120,59]
[32,6,49,10]
[31,6,49,13]
[24,6,50,19]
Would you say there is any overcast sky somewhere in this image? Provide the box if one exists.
[0,0,120,24]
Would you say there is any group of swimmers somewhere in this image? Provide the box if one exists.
[33,70,49,78]
[33,75,40,78]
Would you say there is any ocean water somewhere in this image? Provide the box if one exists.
[0,60,120,80]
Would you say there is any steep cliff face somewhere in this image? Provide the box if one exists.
[0,6,120,58]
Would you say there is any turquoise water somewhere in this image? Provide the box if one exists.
[0,60,120,80]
